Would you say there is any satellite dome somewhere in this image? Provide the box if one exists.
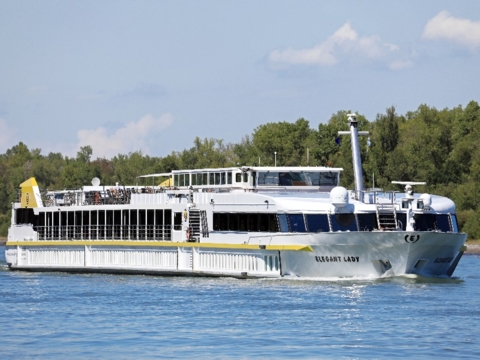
[330,186,349,208]
[419,193,432,207]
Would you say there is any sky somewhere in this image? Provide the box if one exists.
[1,0,480,159]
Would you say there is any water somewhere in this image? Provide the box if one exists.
[1,246,480,359]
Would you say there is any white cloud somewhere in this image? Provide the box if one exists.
[76,113,174,159]
[0,118,17,152]
[268,23,403,67]
[422,11,480,49]
[389,59,413,71]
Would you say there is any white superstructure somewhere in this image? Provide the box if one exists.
[5,115,467,278]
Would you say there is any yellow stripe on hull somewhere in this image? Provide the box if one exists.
[6,240,313,252]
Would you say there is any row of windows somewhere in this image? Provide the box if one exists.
[16,208,172,227]
[15,209,456,235]
[257,171,339,186]
[174,172,243,187]
[213,212,455,233]
[173,171,340,187]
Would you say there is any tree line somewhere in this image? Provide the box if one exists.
[1,101,479,239]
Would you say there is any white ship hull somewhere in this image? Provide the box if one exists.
[6,231,466,279]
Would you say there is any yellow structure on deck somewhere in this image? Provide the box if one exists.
[20,177,43,208]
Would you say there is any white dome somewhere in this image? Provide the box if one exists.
[330,186,349,208]
[420,193,432,207]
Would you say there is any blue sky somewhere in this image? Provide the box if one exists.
[1,1,480,159]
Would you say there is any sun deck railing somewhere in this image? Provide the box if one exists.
[33,225,173,241]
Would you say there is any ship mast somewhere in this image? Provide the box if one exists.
[338,113,368,202]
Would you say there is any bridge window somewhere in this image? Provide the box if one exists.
[397,213,406,230]
[277,214,289,232]
[287,214,306,232]
[306,214,330,232]
[435,215,451,232]
[357,214,378,231]
[414,214,436,231]
[331,214,357,231]
[258,171,279,185]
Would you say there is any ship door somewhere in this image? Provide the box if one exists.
[189,209,209,242]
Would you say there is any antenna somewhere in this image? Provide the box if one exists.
[391,181,426,198]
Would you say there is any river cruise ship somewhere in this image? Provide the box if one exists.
[5,114,467,278]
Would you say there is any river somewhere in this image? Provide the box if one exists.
[1,246,479,359]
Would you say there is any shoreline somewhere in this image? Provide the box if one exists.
[1,239,479,254]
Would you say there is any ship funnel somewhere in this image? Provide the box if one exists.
[338,113,369,201]
[20,177,44,208]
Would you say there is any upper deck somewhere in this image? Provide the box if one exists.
[36,166,344,208]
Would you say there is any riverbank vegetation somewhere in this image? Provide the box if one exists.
[1,101,479,240]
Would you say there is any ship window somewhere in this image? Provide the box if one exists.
[450,214,459,232]
[268,214,278,232]
[220,172,226,185]
[202,173,208,185]
[239,213,247,231]
[243,173,248,183]
[229,213,239,231]
[106,210,113,239]
[235,173,242,183]
[215,172,221,185]
[179,174,185,187]
[164,209,172,240]
[306,172,339,186]
[414,214,436,231]
[184,174,190,186]
[435,215,451,232]
[357,214,378,231]
[258,171,279,185]
[174,174,179,187]
[219,213,228,230]
[227,172,232,184]
[147,210,154,239]
[287,214,306,232]
[259,213,270,231]
[305,214,330,232]
[15,208,35,225]
[213,213,220,230]
[279,172,311,186]
[174,212,182,230]
[129,210,137,239]
[331,214,357,231]
[321,172,339,186]
[209,173,214,185]
[277,214,289,232]
[98,210,105,239]
[191,174,196,185]
[397,213,406,230]
[248,214,259,231]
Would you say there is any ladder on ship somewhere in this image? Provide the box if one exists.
[376,204,398,230]
[188,209,209,242]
